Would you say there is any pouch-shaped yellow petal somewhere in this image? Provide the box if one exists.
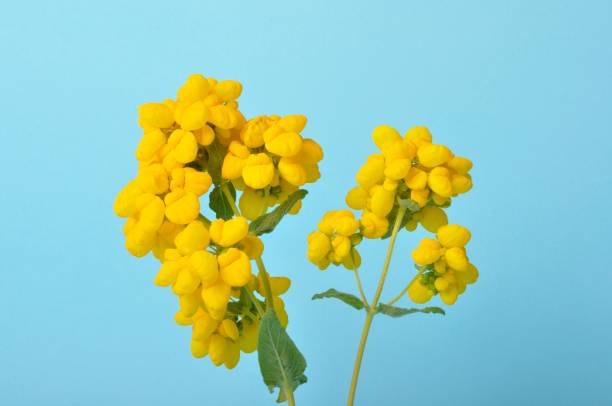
[209,105,238,130]
[437,224,471,248]
[356,154,385,187]
[265,131,303,157]
[201,280,231,320]
[372,125,401,150]
[277,157,307,187]
[183,169,212,196]
[384,158,412,180]
[408,276,434,304]
[417,144,452,168]
[331,235,351,262]
[345,185,369,210]
[428,167,452,198]
[410,188,430,208]
[137,164,169,195]
[154,259,181,287]
[209,217,249,247]
[440,285,458,305]
[174,267,200,295]
[190,250,218,286]
[190,339,210,358]
[240,235,264,259]
[294,138,323,164]
[214,80,242,101]
[218,319,239,341]
[138,197,165,232]
[444,247,469,272]
[168,129,198,164]
[136,129,166,161]
[192,311,218,341]
[208,334,228,366]
[174,220,209,256]
[411,238,442,265]
[451,174,473,195]
[242,153,275,189]
[165,191,200,225]
[240,116,272,148]
[177,74,210,102]
[238,188,267,221]
[138,102,174,128]
[360,210,389,239]
[222,153,248,180]
[218,248,251,287]
[277,114,307,133]
[223,341,240,369]
[370,187,395,217]
[307,231,331,263]
[404,167,428,190]
[179,290,200,317]
[419,207,448,233]
[447,156,473,175]
[332,210,360,236]
[404,126,432,147]
[179,101,209,131]
[239,321,259,353]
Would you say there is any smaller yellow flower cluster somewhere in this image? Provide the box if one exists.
[409,224,478,305]
[153,216,289,368]
[221,115,324,220]
[307,210,362,270]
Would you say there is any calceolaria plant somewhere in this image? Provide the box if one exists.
[114,74,323,404]
[114,74,478,406]
[307,125,478,405]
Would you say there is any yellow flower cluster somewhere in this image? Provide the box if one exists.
[307,124,478,306]
[409,224,478,305]
[222,114,324,220]
[113,74,315,369]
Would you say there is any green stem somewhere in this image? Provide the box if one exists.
[347,206,406,406]
[284,385,296,406]
[385,269,425,306]
[353,268,370,310]
[243,287,265,317]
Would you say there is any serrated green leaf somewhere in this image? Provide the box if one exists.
[206,138,226,185]
[249,190,308,235]
[209,184,236,220]
[311,288,365,310]
[375,303,445,317]
[258,310,308,403]
[397,198,421,213]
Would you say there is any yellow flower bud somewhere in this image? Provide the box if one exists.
[447,156,473,175]
[218,319,239,341]
[370,187,395,217]
[346,185,369,210]
[190,250,219,286]
[208,334,228,366]
[242,153,275,189]
[372,125,401,150]
[214,80,242,101]
[428,167,452,198]
[177,74,210,103]
[437,224,471,248]
[404,126,432,147]
[307,231,331,263]
[218,248,251,287]
[444,247,469,272]
[179,101,209,131]
[360,210,389,238]
[417,143,452,168]
[239,321,259,353]
[223,340,240,369]
[410,188,430,208]
[240,235,264,259]
[404,167,428,190]
[238,188,267,220]
[419,207,448,232]
[277,114,307,133]
[356,154,385,187]
[138,102,174,129]
[408,276,434,304]
[136,129,166,162]
[165,190,200,225]
[209,217,249,247]
[190,339,210,358]
[412,238,442,265]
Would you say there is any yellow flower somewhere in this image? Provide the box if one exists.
[370,186,395,217]
[346,185,369,210]
[242,153,275,189]
[214,80,243,101]
[177,74,211,102]
[360,210,389,238]
[419,207,448,233]
[136,129,166,162]
[209,217,249,247]
[307,231,331,263]
[222,141,250,180]
[404,167,428,190]
[277,114,307,132]
[166,129,198,164]
[190,250,219,286]
[138,102,174,129]
[404,126,432,147]
[444,247,469,272]
[164,190,200,225]
[372,125,401,150]
[436,224,471,248]
[238,188,267,220]
[201,279,231,320]
[174,220,209,254]
[427,167,452,198]
[407,276,434,304]
[178,101,210,131]
[411,238,442,265]
[447,156,473,175]
[170,167,212,196]
[278,157,307,187]
[417,143,452,168]
[356,154,385,187]
[264,127,303,157]
[218,248,252,287]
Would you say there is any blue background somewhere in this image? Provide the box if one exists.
[1,1,610,405]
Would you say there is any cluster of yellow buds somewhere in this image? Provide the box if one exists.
[222,114,324,220]
[307,124,478,307]
[114,74,315,370]
[409,224,478,305]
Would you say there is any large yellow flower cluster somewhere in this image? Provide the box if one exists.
[113,74,312,369]
[307,124,478,306]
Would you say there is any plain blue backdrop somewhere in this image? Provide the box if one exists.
[1,1,610,405]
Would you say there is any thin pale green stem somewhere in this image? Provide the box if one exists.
[386,284,410,306]
[243,287,265,317]
[353,268,370,310]
[347,206,407,406]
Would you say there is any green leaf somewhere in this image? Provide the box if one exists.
[206,138,226,185]
[311,288,365,310]
[375,303,445,317]
[249,190,308,235]
[209,184,236,220]
[258,310,308,403]
[397,198,421,213]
